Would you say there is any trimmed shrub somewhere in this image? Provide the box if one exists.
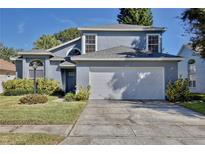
[2,78,61,96]
[191,93,205,101]
[19,94,48,104]
[64,92,75,102]
[75,86,90,101]
[166,79,191,102]
[37,78,60,95]
[3,79,33,91]
[4,88,34,96]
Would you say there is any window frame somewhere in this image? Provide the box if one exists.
[84,33,97,53]
[189,80,196,88]
[28,59,45,79]
[146,34,161,53]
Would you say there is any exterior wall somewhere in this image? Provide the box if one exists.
[18,55,64,89]
[22,55,49,79]
[51,39,81,57]
[81,31,163,53]
[76,61,178,93]
[178,47,205,93]
[47,61,63,88]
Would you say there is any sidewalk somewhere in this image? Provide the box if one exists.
[0,125,73,137]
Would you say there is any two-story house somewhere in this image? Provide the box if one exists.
[178,44,205,93]
[13,24,183,100]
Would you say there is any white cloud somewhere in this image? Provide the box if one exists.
[17,22,25,34]
[51,14,77,27]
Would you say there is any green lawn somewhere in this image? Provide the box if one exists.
[0,96,86,124]
[182,101,205,115]
[0,133,64,145]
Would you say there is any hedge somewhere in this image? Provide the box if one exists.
[2,78,61,96]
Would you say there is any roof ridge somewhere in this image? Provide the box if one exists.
[46,37,81,52]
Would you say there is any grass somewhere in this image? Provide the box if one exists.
[182,100,205,115]
[0,96,86,124]
[0,133,64,145]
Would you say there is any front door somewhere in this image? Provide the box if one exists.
[66,69,76,92]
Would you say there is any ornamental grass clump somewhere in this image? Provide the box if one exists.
[19,94,48,105]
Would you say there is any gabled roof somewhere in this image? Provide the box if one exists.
[46,37,81,52]
[78,24,166,32]
[71,46,183,61]
[177,43,202,56]
[59,61,76,68]
[50,56,65,61]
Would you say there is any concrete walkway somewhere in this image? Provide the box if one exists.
[0,125,72,136]
[60,100,205,145]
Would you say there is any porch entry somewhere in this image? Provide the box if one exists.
[65,69,76,92]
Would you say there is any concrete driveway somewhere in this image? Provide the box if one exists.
[61,100,205,145]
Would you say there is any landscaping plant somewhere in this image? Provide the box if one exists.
[64,86,90,102]
[166,79,191,102]
[3,78,61,96]
[19,94,48,104]
[64,92,76,102]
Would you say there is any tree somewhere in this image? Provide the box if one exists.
[0,43,19,62]
[33,35,60,50]
[181,8,205,58]
[33,28,80,49]
[54,28,80,43]
[117,8,153,26]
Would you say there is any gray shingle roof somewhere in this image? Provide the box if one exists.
[71,46,182,61]
[59,61,76,67]
[50,56,65,61]
[78,24,166,32]
[18,50,53,56]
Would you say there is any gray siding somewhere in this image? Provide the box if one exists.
[178,46,205,93]
[47,61,63,88]
[76,61,178,92]
[82,31,163,53]
[51,39,81,57]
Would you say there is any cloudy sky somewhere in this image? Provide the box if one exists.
[0,8,190,55]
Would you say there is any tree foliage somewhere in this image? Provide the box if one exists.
[117,8,153,26]
[181,8,205,58]
[33,28,80,50]
[54,28,80,43]
[0,43,19,62]
[33,35,60,50]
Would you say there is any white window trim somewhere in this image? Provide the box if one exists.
[66,47,81,56]
[27,59,45,79]
[146,34,161,53]
[83,33,97,54]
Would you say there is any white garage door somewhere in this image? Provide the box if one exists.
[89,67,165,100]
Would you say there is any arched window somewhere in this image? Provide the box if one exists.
[29,60,44,79]
[188,59,196,87]
[67,48,81,57]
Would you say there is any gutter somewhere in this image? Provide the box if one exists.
[71,57,184,62]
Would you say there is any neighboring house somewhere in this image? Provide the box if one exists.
[0,59,16,93]
[13,24,183,100]
[178,44,205,93]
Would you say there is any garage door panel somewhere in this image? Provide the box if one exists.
[89,67,165,100]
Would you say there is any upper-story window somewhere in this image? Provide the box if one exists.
[188,59,196,74]
[85,34,96,53]
[188,59,196,87]
[147,34,160,52]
